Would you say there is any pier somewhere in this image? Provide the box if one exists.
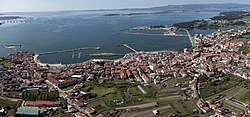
[117,44,138,53]
[0,20,33,24]
[39,47,100,55]
[178,28,195,47]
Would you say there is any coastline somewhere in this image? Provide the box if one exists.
[33,54,64,67]
[34,49,178,66]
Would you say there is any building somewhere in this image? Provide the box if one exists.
[75,112,89,117]
[15,107,44,117]
[152,110,159,115]
[24,101,61,107]
[84,107,95,115]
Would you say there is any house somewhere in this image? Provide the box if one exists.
[141,73,150,84]
[75,112,89,117]
[152,110,159,115]
[72,99,84,107]
[84,107,95,115]
[68,105,78,113]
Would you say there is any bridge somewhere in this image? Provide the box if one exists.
[178,28,195,47]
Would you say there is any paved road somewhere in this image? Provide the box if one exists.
[158,95,182,101]
[115,102,157,110]
[126,105,171,117]
[45,80,91,116]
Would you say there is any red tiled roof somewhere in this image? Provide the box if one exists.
[25,101,61,107]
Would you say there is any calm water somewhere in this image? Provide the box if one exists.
[0,10,219,64]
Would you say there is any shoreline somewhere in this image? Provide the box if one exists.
[33,54,64,67]
[34,49,178,66]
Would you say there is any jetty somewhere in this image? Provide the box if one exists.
[90,53,124,57]
[178,28,195,47]
[117,43,138,53]
[39,47,100,55]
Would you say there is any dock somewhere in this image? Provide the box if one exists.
[39,47,100,55]
[117,43,138,53]
[178,28,195,47]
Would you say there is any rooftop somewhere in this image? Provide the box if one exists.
[16,107,43,116]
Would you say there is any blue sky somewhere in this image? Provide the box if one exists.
[1,0,250,12]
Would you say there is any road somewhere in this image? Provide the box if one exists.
[115,102,158,110]
[158,95,182,101]
[45,80,91,116]
[124,105,171,117]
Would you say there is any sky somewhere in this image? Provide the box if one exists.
[1,0,250,12]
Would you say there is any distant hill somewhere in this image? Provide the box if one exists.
[103,3,250,17]
[149,3,250,12]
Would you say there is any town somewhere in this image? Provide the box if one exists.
[1,12,250,117]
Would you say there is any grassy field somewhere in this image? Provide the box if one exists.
[240,45,250,53]
[81,82,159,108]
[142,85,157,98]
[129,87,142,95]
[169,100,196,116]
[157,107,175,116]
[45,108,71,117]
[238,90,250,103]
[0,60,10,67]
[0,99,18,108]
[90,86,116,96]
[242,34,250,38]
[93,105,106,115]
[200,74,243,98]
[81,85,116,96]
[231,37,249,43]
[102,91,124,107]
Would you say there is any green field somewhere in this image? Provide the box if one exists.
[240,45,250,53]
[0,60,11,67]
[81,81,159,108]
[200,74,243,98]
[231,36,249,43]
[102,91,124,107]
[129,87,142,95]
[90,86,116,96]
[81,85,116,96]
[242,34,250,38]
[0,99,19,109]
[157,107,175,117]
[238,90,250,103]
[45,108,71,117]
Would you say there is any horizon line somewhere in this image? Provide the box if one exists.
[1,3,249,13]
